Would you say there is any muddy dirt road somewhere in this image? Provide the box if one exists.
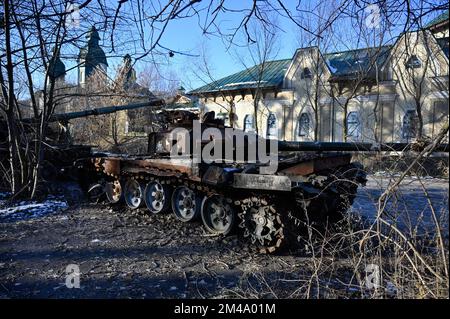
[0,176,448,298]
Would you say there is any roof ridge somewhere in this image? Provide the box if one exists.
[239,58,291,71]
[259,58,292,63]
[425,10,449,28]
[323,44,392,57]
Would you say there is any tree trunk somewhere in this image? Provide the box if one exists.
[6,111,26,194]
[254,90,260,135]
[415,101,424,139]
[314,110,319,141]
[343,106,348,142]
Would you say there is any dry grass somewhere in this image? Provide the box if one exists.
[220,131,449,299]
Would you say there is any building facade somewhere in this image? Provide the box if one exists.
[190,12,449,144]
[43,27,157,140]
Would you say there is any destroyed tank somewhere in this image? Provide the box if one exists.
[3,102,447,250]
[77,110,368,253]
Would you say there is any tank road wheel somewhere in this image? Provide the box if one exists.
[124,179,144,209]
[144,181,172,214]
[87,182,105,202]
[105,180,122,204]
[171,186,202,222]
[238,198,285,253]
[201,195,236,235]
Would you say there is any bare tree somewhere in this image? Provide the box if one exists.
[234,11,280,136]
[0,0,447,196]
[0,0,76,197]
[189,45,239,127]
[295,1,338,141]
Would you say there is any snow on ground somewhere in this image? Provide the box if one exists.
[0,195,68,222]
[0,192,11,200]
[351,175,449,234]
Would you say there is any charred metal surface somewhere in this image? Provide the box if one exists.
[102,158,121,177]
[233,173,291,191]
[120,157,196,178]
[201,166,237,186]
[278,154,351,176]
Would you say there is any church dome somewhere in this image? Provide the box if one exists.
[47,49,66,79]
[78,26,108,69]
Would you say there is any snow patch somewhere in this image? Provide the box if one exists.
[0,196,68,222]
[0,192,11,200]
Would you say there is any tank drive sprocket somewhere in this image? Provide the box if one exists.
[238,196,285,253]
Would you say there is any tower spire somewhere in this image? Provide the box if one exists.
[78,25,108,86]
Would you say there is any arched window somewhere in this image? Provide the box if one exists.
[298,113,311,137]
[266,113,278,138]
[243,114,255,133]
[402,110,418,140]
[406,55,422,69]
[300,67,312,79]
[347,111,361,139]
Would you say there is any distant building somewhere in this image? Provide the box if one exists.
[164,86,198,112]
[190,12,449,144]
[17,24,194,152]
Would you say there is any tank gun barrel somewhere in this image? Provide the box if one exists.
[22,98,165,123]
[277,141,372,152]
[50,99,164,122]
[277,141,449,152]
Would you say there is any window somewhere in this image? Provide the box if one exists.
[298,113,311,137]
[243,114,255,133]
[405,55,422,69]
[347,111,361,139]
[79,67,85,84]
[127,110,146,133]
[266,113,277,138]
[402,110,418,140]
[300,67,312,79]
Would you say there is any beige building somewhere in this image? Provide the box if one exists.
[190,12,449,144]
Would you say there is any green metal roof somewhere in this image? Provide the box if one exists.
[47,53,66,79]
[189,59,291,94]
[190,45,395,94]
[324,45,392,80]
[425,11,449,28]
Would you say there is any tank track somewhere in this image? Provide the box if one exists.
[84,160,366,254]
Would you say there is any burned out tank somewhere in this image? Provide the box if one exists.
[4,101,446,251]
[78,110,368,253]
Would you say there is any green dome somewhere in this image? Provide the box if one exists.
[47,48,66,79]
[78,26,108,77]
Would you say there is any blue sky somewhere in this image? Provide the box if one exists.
[159,7,296,90]
[58,0,448,92]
